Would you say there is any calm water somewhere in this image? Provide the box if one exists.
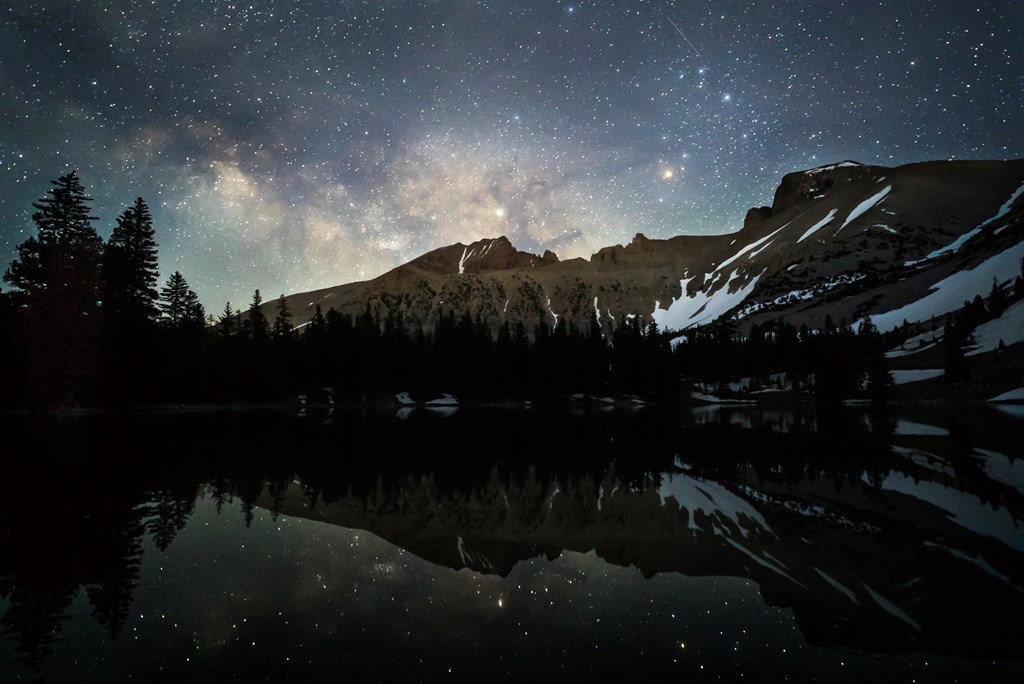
[1,405,1022,682]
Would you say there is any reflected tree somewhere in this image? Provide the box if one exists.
[145,489,197,552]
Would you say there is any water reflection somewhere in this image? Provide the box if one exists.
[1,406,1022,680]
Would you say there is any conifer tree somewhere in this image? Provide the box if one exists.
[988,278,1008,318]
[273,294,292,338]
[217,302,236,338]
[159,271,190,327]
[248,289,269,340]
[309,303,326,336]
[183,288,205,329]
[99,197,162,402]
[104,197,160,329]
[3,172,104,403]
[4,171,103,309]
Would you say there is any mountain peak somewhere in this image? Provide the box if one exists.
[772,160,882,215]
[457,236,547,274]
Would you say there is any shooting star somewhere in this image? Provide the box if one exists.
[667,17,701,58]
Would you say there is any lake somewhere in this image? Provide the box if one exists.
[1,404,1022,682]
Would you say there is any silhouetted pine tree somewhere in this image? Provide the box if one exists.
[860,317,893,406]
[217,301,236,338]
[101,197,161,402]
[183,288,205,330]
[3,171,104,404]
[988,278,1008,318]
[158,271,191,327]
[272,294,292,338]
[248,289,269,341]
[104,198,160,329]
[4,171,102,306]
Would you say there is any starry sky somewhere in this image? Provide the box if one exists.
[1,1,1022,310]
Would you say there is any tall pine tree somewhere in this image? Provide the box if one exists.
[3,171,104,404]
[272,294,292,338]
[100,197,161,402]
[217,302,236,338]
[183,288,205,330]
[159,271,191,327]
[104,197,159,329]
[248,289,269,341]
[4,171,103,308]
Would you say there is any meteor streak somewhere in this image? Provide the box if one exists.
[667,17,701,58]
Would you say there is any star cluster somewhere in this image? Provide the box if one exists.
[1,1,1020,308]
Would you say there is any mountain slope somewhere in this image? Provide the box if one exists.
[271,159,1024,335]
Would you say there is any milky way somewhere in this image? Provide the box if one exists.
[1,1,1021,309]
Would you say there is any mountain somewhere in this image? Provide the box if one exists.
[273,159,1024,338]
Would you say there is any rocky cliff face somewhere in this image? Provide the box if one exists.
[273,159,1024,334]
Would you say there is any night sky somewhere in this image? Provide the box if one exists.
[1,1,1021,310]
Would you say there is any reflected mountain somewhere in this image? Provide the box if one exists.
[259,447,1024,659]
[2,406,1022,672]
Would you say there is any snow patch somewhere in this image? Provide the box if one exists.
[905,182,1024,266]
[549,485,561,511]
[885,327,943,358]
[871,241,1024,332]
[861,583,921,631]
[734,272,865,319]
[716,225,787,273]
[797,208,838,243]
[966,299,1024,356]
[814,568,860,604]
[894,420,949,436]
[979,180,1024,228]
[891,369,944,385]
[805,161,862,172]
[837,185,891,233]
[923,541,1021,593]
[922,227,983,262]
[689,391,756,405]
[879,470,1024,551]
[974,448,1024,494]
[989,386,1024,403]
[725,538,805,586]
[653,270,762,331]
[659,472,772,537]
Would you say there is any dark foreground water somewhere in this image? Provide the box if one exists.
[1,404,1023,682]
